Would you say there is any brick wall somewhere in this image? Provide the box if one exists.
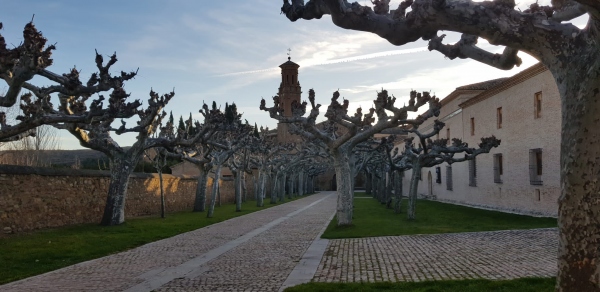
[0,165,252,234]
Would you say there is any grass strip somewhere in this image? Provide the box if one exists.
[284,277,555,292]
[322,194,556,239]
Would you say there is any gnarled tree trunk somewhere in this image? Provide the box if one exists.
[394,171,403,214]
[298,171,305,196]
[407,163,421,220]
[333,149,353,226]
[270,172,278,204]
[554,60,600,291]
[257,169,266,207]
[193,165,210,212]
[241,171,247,203]
[101,154,139,226]
[207,164,222,218]
[234,169,242,212]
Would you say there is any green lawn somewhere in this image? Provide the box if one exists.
[322,194,557,239]
[284,277,556,292]
[0,197,305,284]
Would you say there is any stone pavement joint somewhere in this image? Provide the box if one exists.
[124,193,333,292]
[279,212,336,291]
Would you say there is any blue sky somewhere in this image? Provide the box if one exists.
[0,1,585,149]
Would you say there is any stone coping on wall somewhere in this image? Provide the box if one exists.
[0,164,197,180]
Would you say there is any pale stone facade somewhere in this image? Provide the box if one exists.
[400,63,560,217]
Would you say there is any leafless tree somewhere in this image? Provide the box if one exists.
[204,103,252,218]
[384,122,501,219]
[161,108,218,213]
[248,127,295,207]
[64,89,217,226]
[261,89,441,226]
[0,22,141,143]
[1,94,61,166]
[281,0,600,288]
[3,124,61,166]
[145,148,168,219]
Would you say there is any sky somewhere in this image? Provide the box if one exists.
[0,0,587,149]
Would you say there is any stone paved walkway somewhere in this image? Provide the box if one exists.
[0,193,558,292]
[315,228,558,283]
[1,192,337,292]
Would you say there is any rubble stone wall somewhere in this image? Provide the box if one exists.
[0,165,242,234]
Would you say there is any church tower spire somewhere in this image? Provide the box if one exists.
[278,53,301,117]
[276,52,302,143]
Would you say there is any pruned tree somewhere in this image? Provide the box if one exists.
[281,0,599,288]
[261,88,440,226]
[225,149,249,212]
[0,22,140,142]
[248,126,294,207]
[162,105,225,213]
[385,123,501,219]
[58,81,217,226]
[144,148,168,219]
[205,102,252,218]
[266,143,325,203]
[305,163,328,193]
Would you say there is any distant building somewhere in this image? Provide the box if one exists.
[399,63,560,217]
[276,57,302,144]
[170,57,303,177]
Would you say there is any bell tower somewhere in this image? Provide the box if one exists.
[278,56,301,117]
[277,53,302,143]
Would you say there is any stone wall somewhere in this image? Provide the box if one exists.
[0,165,251,235]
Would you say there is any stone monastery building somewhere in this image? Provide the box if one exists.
[400,63,560,217]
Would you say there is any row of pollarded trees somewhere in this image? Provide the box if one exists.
[364,123,500,220]
[261,88,499,222]
[279,0,598,289]
[0,21,245,225]
[0,21,326,227]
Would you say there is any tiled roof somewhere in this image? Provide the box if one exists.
[456,78,509,90]
[279,59,300,68]
[459,63,547,108]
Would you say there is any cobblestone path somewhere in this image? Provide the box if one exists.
[0,192,558,292]
[314,228,558,283]
[0,192,337,292]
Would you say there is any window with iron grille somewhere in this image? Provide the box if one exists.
[468,158,477,187]
[435,167,441,184]
[529,148,543,185]
[493,154,503,183]
[446,166,453,191]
